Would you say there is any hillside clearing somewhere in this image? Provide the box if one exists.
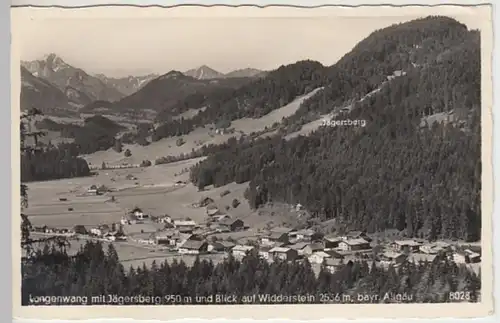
[82,88,323,167]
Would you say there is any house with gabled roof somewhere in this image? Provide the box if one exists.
[453,249,481,264]
[232,245,255,259]
[379,251,407,266]
[391,240,422,253]
[178,240,208,255]
[300,242,325,256]
[260,231,290,246]
[219,218,245,232]
[338,238,371,251]
[210,240,236,252]
[269,247,298,262]
[131,207,148,220]
[308,250,344,264]
[87,185,98,195]
[324,235,342,249]
[289,228,322,242]
[324,258,344,273]
[342,230,371,241]
[420,242,450,254]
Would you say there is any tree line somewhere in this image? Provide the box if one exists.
[35,114,126,155]
[22,241,480,305]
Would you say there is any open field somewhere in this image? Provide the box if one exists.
[24,158,204,228]
[24,154,303,267]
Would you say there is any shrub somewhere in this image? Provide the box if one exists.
[232,198,240,208]
[176,138,185,147]
[124,149,132,157]
[140,160,152,167]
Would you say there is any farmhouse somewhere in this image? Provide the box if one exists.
[269,247,298,262]
[155,229,178,246]
[206,204,222,216]
[134,232,156,245]
[174,220,197,232]
[131,207,148,220]
[214,226,231,233]
[289,229,321,242]
[308,250,344,264]
[465,250,481,263]
[218,218,245,232]
[90,224,110,237]
[300,242,325,256]
[258,246,273,261]
[87,185,99,195]
[232,245,255,259]
[453,249,481,264]
[289,242,308,253]
[213,214,232,222]
[338,238,371,251]
[210,241,236,252]
[157,215,173,225]
[260,231,290,246]
[380,251,407,266]
[324,258,344,273]
[178,240,209,255]
[342,231,371,242]
[324,235,342,249]
[198,197,215,207]
[419,242,450,254]
[391,240,422,252]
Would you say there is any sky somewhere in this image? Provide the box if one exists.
[13,7,487,77]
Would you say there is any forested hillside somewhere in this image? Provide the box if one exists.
[152,60,328,140]
[21,110,91,182]
[189,16,482,241]
[292,16,472,122]
[35,115,126,155]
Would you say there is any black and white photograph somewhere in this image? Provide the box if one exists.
[12,3,493,319]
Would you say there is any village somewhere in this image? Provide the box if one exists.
[30,184,482,275]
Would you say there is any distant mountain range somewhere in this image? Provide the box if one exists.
[95,73,159,96]
[184,65,267,80]
[20,54,267,115]
[20,53,270,119]
[80,70,255,118]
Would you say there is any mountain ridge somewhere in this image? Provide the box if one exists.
[184,65,267,80]
[21,53,125,105]
[20,66,75,116]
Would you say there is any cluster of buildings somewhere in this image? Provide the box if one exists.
[87,224,127,242]
[31,226,74,236]
[149,224,482,273]
[41,196,481,272]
